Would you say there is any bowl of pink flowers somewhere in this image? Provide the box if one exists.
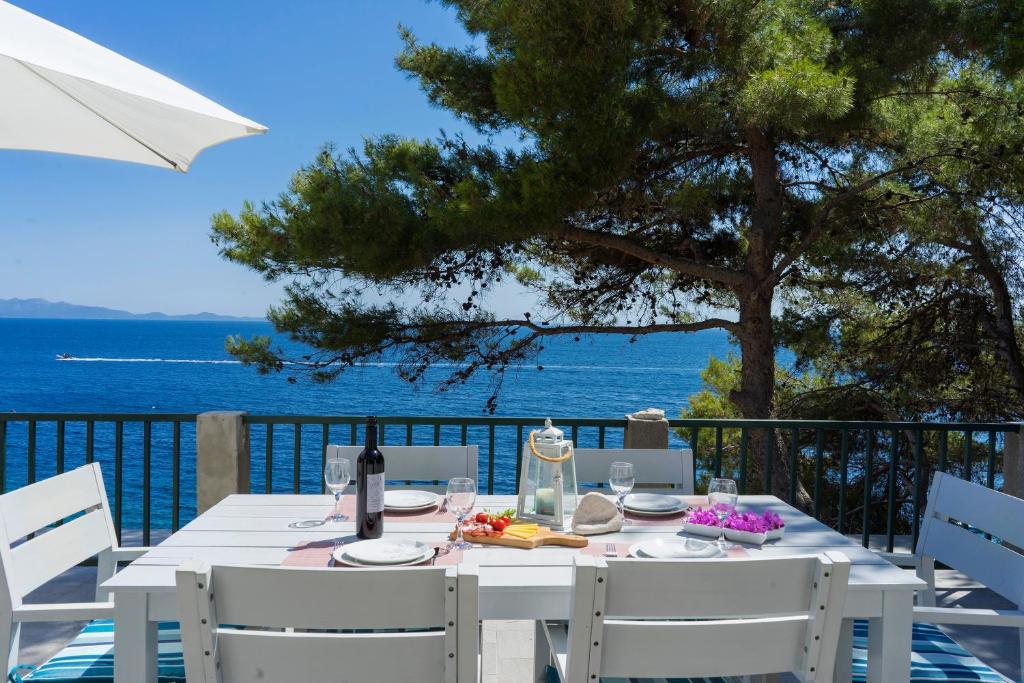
[723,510,786,545]
[682,506,726,539]
[683,508,785,545]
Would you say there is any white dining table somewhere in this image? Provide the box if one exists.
[102,493,924,682]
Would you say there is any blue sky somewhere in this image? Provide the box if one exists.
[1,0,531,317]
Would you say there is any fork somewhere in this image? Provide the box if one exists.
[604,542,618,558]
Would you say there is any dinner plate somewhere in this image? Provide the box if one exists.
[628,537,723,559]
[623,493,687,515]
[342,539,433,565]
[332,545,435,568]
[383,489,438,511]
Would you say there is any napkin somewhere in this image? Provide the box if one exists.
[571,492,623,535]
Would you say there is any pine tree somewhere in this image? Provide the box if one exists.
[212,0,1024,502]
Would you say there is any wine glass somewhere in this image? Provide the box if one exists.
[446,477,477,550]
[609,462,635,524]
[707,477,738,549]
[324,458,351,522]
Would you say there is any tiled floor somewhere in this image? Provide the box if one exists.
[17,568,1021,682]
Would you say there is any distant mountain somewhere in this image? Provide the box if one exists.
[0,298,264,322]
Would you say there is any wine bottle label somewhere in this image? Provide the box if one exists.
[365,472,385,513]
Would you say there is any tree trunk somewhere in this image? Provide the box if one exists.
[738,126,814,510]
[967,237,1024,415]
[731,291,814,509]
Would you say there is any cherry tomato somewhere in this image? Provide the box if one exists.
[491,519,508,532]
[475,512,490,524]
[500,516,512,526]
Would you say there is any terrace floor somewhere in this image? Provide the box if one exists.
[17,567,1020,683]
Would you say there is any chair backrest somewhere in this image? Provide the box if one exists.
[916,471,1024,607]
[572,448,694,494]
[0,463,118,615]
[176,562,478,683]
[327,445,479,492]
[562,553,849,682]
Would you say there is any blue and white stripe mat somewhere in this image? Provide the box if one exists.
[549,620,1010,682]
[9,620,183,682]
[9,617,1011,682]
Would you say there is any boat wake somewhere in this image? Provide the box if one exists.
[55,357,694,372]
[59,357,241,364]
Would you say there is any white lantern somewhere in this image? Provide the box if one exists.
[516,418,578,530]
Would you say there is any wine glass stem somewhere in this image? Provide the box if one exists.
[334,492,341,519]
[456,514,465,545]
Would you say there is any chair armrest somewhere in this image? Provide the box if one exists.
[914,606,1024,627]
[876,551,919,568]
[110,546,151,561]
[13,601,115,623]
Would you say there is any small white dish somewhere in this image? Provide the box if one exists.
[623,493,686,515]
[342,539,432,565]
[383,489,438,511]
[332,545,434,568]
[628,537,723,559]
[723,528,769,545]
[682,520,723,539]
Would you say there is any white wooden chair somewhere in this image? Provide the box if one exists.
[874,471,1024,679]
[542,552,850,682]
[175,562,479,683]
[0,463,151,674]
[328,445,478,492]
[573,448,695,494]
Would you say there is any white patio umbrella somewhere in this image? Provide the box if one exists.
[0,0,266,172]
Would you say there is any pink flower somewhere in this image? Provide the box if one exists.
[687,506,722,527]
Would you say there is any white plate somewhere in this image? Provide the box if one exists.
[342,539,432,565]
[383,490,438,511]
[628,537,724,559]
[332,546,435,568]
[623,493,686,514]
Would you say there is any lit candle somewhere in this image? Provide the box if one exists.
[536,487,555,516]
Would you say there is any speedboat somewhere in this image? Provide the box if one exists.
[56,353,73,360]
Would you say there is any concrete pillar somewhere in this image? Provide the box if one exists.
[196,411,250,514]
[623,408,669,449]
[1004,425,1024,501]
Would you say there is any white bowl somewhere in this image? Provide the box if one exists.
[682,521,722,539]
[723,528,768,545]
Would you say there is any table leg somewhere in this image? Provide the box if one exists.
[832,618,853,683]
[114,591,157,683]
[867,591,913,683]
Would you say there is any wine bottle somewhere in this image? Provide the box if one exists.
[356,415,385,539]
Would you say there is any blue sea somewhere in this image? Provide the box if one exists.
[0,319,736,529]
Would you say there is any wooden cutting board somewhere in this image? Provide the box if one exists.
[450,525,589,549]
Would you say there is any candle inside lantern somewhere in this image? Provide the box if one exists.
[536,487,555,516]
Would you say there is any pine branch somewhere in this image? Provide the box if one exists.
[555,224,749,288]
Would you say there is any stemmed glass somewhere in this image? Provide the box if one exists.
[324,458,351,522]
[707,477,738,549]
[446,477,477,550]
[609,462,635,525]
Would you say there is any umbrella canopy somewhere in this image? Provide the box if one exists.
[0,1,266,172]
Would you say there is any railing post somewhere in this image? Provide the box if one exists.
[623,408,668,449]
[1004,424,1024,500]
[196,411,250,514]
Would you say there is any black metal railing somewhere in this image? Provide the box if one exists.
[0,413,1017,551]
[0,413,196,545]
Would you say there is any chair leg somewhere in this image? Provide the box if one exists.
[0,617,21,673]
[832,618,853,683]
[917,555,936,607]
[95,548,116,602]
[534,620,551,682]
